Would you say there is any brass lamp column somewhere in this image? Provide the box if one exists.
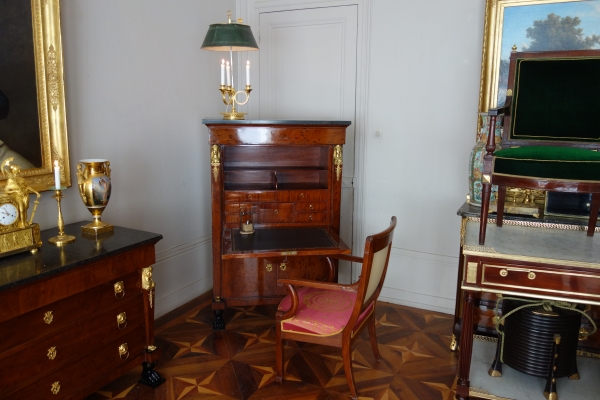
[201,11,259,120]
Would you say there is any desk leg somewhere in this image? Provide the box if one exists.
[456,291,475,400]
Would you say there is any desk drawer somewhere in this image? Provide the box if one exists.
[258,203,294,223]
[0,293,144,389]
[290,190,328,202]
[0,271,140,354]
[481,262,600,300]
[295,202,327,212]
[294,212,327,224]
[225,191,276,203]
[8,326,145,400]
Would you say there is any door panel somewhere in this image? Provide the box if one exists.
[258,6,357,283]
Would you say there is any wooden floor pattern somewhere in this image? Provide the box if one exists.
[86,294,459,400]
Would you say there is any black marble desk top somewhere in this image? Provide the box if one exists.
[202,119,351,127]
[232,227,337,252]
[457,201,596,227]
[0,221,162,293]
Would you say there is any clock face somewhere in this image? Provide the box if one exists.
[0,203,18,226]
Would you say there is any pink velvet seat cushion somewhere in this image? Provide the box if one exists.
[278,286,374,336]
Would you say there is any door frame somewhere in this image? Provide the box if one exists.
[239,0,372,282]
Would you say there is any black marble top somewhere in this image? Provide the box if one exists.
[0,221,162,293]
[202,119,351,126]
[457,201,596,227]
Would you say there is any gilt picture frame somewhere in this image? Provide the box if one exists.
[0,0,70,192]
[478,0,600,117]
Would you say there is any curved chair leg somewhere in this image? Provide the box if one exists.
[342,341,358,400]
[275,322,284,383]
[587,193,600,237]
[367,313,381,360]
[479,182,492,245]
[496,185,506,227]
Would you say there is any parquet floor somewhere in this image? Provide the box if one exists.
[86,293,459,400]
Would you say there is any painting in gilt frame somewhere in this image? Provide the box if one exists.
[0,0,70,192]
[479,0,600,115]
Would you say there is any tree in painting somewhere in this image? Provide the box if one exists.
[522,13,600,50]
[498,11,600,105]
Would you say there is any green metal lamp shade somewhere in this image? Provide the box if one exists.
[201,23,259,51]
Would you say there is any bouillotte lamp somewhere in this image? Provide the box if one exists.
[201,11,259,120]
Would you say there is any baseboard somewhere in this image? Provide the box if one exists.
[154,274,213,318]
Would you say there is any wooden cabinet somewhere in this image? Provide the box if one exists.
[204,119,351,329]
[0,222,163,399]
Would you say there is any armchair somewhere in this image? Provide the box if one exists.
[275,217,397,400]
[479,49,600,245]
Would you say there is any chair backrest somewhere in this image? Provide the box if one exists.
[501,49,600,148]
[355,217,397,309]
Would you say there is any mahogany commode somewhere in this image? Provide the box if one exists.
[0,222,163,399]
[203,119,351,329]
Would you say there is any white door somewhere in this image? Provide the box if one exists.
[257,5,357,283]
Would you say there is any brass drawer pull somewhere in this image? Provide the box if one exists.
[51,381,60,395]
[247,194,252,200]
[47,346,57,360]
[309,204,313,210]
[44,311,54,324]
[266,264,273,272]
[300,192,305,198]
[117,312,127,330]
[280,262,287,271]
[499,269,508,277]
[114,281,125,299]
[528,272,536,280]
[274,209,278,214]
[119,343,129,360]
[309,214,313,221]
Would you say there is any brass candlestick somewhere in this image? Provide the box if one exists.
[220,84,252,120]
[48,188,76,246]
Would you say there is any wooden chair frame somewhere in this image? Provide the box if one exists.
[479,49,600,245]
[275,216,397,400]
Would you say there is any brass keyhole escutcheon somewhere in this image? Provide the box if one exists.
[309,204,313,210]
[247,194,252,200]
[528,272,536,280]
[44,311,54,324]
[309,215,313,221]
[280,263,287,271]
[266,264,273,272]
[274,209,278,214]
[47,346,57,360]
[117,312,127,329]
[499,269,508,277]
[300,193,305,198]
[51,381,60,395]
[114,281,125,299]
[119,343,129,360]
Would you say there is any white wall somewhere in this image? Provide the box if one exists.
[31,0,234,318]
[31,0,486,318]
[365,0,485,313]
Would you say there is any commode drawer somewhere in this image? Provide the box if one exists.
[0,271,140,354]
[8,326,145,400]
[290,190,328,202]
[0,294,144,390]
[480,262,600,300]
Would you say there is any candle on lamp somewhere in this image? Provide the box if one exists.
[226,61,231,86]
[53,160,60,189]
[220,59,225,85]
[246,60,250,86]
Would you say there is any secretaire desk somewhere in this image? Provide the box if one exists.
[0,222,163,399]
[453,203,600,399]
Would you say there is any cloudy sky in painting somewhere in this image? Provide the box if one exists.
[501,0,600,59]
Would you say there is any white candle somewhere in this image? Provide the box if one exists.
[246,60,250,86]
[53,160,60,189]
[220,59,225,85]
[226,61,231,86]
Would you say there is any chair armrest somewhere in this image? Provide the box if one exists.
[326,254,363,263]
[277,278,357,292]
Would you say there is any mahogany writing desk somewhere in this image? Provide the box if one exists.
[203,119,351,329]
[455,218,600,399]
